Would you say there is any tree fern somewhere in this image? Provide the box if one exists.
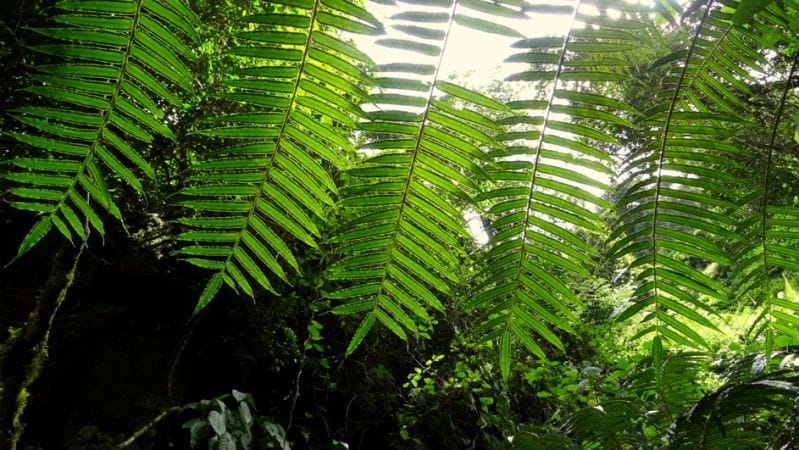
[176,0,383,310]
[610,0,778,365]
[3,0,198,259]
[468,0,644,379]
[325,0,517,355]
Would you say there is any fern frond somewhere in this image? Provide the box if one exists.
[326,0,516,355]
[627,351,709,415]
[611,1,777,358]
[732,54,799,355]
[560,400,648,448]
[4,0,198,259]
[469,0,644,379]
[669,350,799,449]
[176,0,382,309]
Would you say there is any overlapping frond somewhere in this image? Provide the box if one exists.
[627,352,708,414]
[468,0,645,379]
[731,15,799,353]
[560,400,648,448]
[610,1,779,357]
[3,0,198,259]
[176,0,383,310]
[669,350,799,449]
[325,0,516,355]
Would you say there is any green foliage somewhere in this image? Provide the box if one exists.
[733,56,799,356]
[610,1,799,374]
[6,0,798,375]
[396,338,517,448]
[182,390,290,449]
[325,0,518,356]
[732,0,775,25]
[5,0,799,447]
[176,0,381,306]
[470,1,643,380]
[668,351,799,448]
[500,349,799,449]
[3,0,198,259]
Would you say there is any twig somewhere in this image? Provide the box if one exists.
[286,313,315,434]
[114,406,181,449]
[167,312,203,403]
[343,393,357,435]
[13,1,23,35]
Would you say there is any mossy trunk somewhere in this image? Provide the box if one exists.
[0,243,84,448]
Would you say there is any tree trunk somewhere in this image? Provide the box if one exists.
[0,242,85,448]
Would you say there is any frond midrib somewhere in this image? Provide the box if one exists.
[753,54,799,350]
[507,0,582,327]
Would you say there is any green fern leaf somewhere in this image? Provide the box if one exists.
[178,0,381,308]
[732,52,799,354]
[469,1,643,378]
[326,0,518,354]
[669,350,799,448]
[4,0,198,260]
[610,1,780,352]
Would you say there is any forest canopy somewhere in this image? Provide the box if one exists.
[2,0,799,448]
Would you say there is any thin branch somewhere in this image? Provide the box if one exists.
[114,406,181,449]
[286,313,315,434]
[167,312,203,403]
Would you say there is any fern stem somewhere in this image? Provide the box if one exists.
[166,311,204,403]
[286,312,315,434]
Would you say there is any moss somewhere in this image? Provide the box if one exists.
[11,388,28,430]
[0,327,22,355]
[9,387,28,448]
[3,244,79,449]
[9,341,51,447]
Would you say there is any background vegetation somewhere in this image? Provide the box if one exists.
[2,0,799,448]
